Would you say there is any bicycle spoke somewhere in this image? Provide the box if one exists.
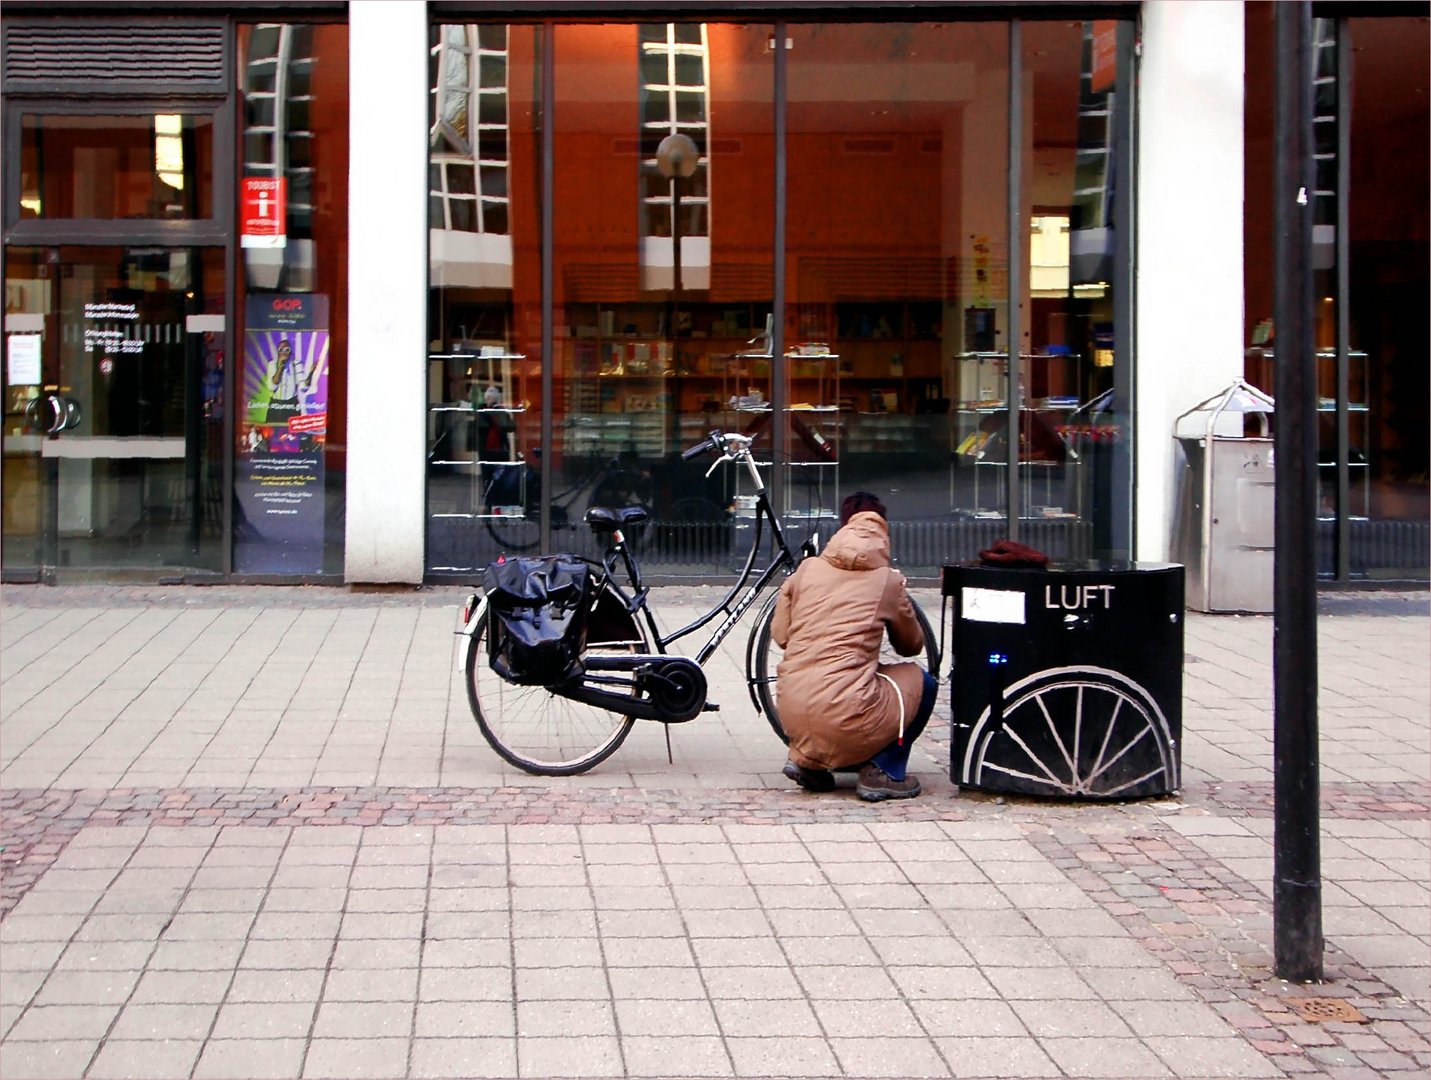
[997,723,1073,792]
[1087,693,1126,785]
[1083,723,1152,787]
[1033,691,1078,783]
[1096,763,1168,797]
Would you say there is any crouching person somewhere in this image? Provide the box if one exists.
[772,492,938,801]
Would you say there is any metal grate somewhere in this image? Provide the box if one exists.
[4,23,226,89]
[1287,997,1368,1024]
[1317,518,1431,578]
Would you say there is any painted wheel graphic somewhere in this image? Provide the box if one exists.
[961,665,1178,799]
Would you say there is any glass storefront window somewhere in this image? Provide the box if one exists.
[783,22,1011,569]
[425,23,542,573]
[19,113,216,220]
[421,16,1131,580]
[1023,19,1127,565]
[1333,15,1428,580]
[549,22,773,574]
[234,21,349,576]
[1245,10,1429,582]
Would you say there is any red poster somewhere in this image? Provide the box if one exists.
[240,177,287,249]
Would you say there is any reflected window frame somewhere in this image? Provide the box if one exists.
[3,99,232,245]
[430,23,512,237]
[241,23,321,236]
[638,22,711,242]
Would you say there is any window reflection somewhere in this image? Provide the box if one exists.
[420,18,1132,578]
[20,113,214,220]
[639,24,712,287]
[425,24,540,574]
[784,23,1013,561]
[1023,20,1124,563]
[429,24,515,300]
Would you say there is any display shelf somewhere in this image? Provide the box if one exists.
[1246,347,1370,517]
[562,303,779,446]
[720,353,841,525]
[830,300,944,419]
[426,352,529,521]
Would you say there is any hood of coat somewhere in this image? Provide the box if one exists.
[820,511,891,572]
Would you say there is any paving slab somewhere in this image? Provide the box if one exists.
[1,583,1427,1079]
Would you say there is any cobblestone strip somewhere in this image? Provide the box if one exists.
[1024,819,1431,1077]
[3,780,1425,919]
[1184,779,1430,820]
[0,789,102,914]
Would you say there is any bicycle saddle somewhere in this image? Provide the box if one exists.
[584,506,650,531]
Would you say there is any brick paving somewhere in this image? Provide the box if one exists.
[1,584,1427,1079]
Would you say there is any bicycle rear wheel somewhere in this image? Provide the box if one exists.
[465,583,647,775]
[747,591,940,744]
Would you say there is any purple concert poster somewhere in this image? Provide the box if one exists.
[235,294,330,573]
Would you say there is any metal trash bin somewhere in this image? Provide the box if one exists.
[941,561,1184,800]
[1172,380,1276,614]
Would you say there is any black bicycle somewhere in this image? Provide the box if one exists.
[458,429,940,775]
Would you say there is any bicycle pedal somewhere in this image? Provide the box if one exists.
[702,702,720,712]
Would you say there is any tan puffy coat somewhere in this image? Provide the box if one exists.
[771,511,926,770]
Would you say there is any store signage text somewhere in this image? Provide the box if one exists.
[1045,584,1114,612]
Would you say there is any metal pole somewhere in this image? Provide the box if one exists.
[539,22,555,553]
[1109,20,1137,563]
[1005,20,1023,539]
[771,22,788,534]
[672,180,682,456]
[672,182,683,299]
[1334,24,1352,580]
[1272,0,1323,983]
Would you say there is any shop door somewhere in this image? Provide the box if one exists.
[2,246,227,581]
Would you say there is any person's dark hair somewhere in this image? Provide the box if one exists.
[839,491,887,526]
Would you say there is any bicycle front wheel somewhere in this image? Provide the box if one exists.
[747,592,941,744]
[465,585,647,775]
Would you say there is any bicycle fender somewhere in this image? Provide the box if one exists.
[455,594,487,675]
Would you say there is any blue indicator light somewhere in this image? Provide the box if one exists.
[987,652,1008,666]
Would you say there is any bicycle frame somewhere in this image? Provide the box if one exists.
[600,480,809,668]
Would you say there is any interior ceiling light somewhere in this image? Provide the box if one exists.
[154,113,185,190]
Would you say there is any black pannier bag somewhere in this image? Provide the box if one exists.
[483,555,593,686]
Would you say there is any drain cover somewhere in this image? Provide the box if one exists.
[1287,997,1368,1023]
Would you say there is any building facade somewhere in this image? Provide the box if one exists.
[2,1,1426,585]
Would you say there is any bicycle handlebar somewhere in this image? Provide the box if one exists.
[681,433,722,461]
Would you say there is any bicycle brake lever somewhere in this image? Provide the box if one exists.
[704,455,729,479]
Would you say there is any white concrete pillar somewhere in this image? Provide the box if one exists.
[345,0,429,583]
[1136,1,1245,562]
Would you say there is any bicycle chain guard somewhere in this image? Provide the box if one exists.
[641,658,707,724]
[566,654,707,724]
